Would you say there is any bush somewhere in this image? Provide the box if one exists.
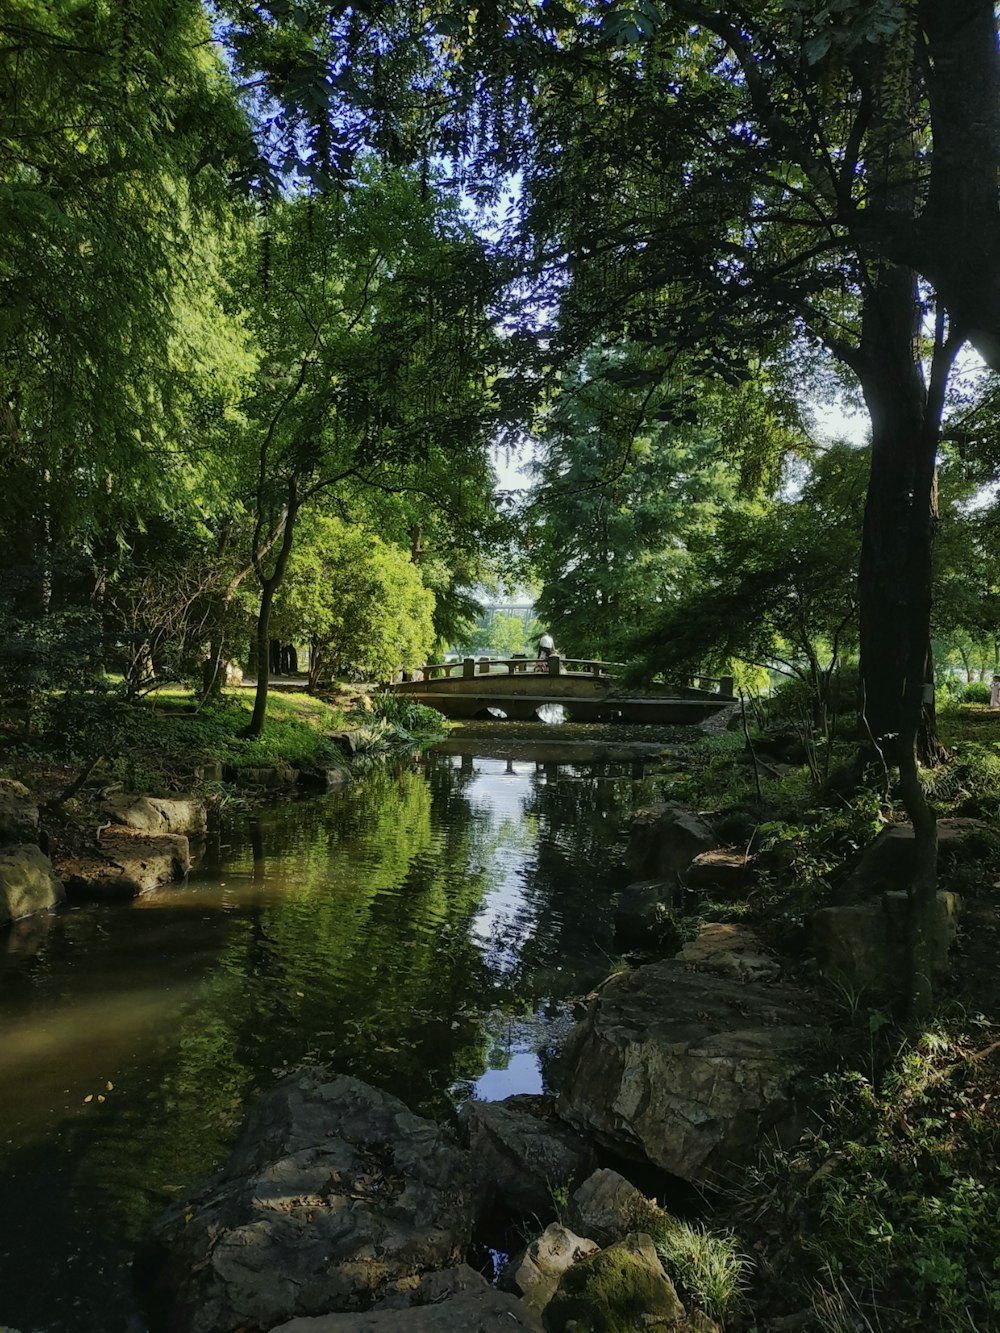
[960,680,992,704]
[363,692,450,737]
[741,1031,1000,1332]
[767,665,860,726]
[921,742,1000,808]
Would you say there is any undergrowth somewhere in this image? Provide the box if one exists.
[734,1023,1000,1332]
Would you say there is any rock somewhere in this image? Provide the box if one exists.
[460,1095,596,1219]
[555,962,819,1183]
[102,794,207,837]
[332,731,365,756]
[843,820,988,896]
[750,732,808,764]
[612,882,682,950]
[813,890,962,990]
[676,923,780,983]
[0,779,40,846]
[688,1315,722,1332]
[139,1068,485,1333]
[502,1224,599,1318]
[685,848,755,899]
[271,1266,541,1330]
[542,1232,686,1331]
[568,1170,661,1248]
[59,830,190,900]
[194,760,224,783]
[627,805,714,881]
[225,762,298,789]
[698,701,741,734]
[296,764,353,792]
[0,845,64,926]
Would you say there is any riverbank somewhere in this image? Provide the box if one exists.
[1,703,998,1330]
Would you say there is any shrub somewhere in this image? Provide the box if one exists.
[363,692,450,738]
[741,1031,1000,1332]
[960,680,992,705]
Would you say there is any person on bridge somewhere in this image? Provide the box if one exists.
[537,631,555,660]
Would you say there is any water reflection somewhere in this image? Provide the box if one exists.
[0,747,660,1333]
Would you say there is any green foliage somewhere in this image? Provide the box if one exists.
[747,1032,1000,1332]
[0,606,104,727]
[272,513,436,686]
[0,0,255,587]
[528,343,746,660]
[919,742,1000,813]
[633,444,863,689]
[363,693,451,739]
[960,680,992,705]
[13,688,351,790]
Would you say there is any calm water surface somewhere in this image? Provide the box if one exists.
[0,742,662,1332]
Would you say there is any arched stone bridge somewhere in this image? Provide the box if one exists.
[390,656,736,724]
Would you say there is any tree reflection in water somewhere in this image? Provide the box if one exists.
[0,748,658,1333]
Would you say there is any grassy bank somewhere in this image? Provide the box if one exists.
[0,683,450,805]
[632,703,1000,1331]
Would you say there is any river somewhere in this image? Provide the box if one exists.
[0,732,667,1332]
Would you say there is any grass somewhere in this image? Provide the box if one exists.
[130,687,353,775]
[648,1218,751,1320]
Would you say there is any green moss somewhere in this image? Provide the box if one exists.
[543,1236,684,1332]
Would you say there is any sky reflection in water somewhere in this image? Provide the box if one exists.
[0,744,657,1333]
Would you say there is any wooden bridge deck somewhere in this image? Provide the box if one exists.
[390,656,735,724]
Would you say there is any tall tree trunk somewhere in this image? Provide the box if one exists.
[856,263,957,1018]
[857,269,941,762]
[243,485,300,739]
[308,645,324,694]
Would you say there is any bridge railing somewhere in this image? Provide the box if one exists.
[397,657,733,695]
[408,655,625,680]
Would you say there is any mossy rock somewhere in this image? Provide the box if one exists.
[543,1232,685,1331]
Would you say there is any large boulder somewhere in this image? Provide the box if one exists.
[842,820,988,896]
[542,1232,686,1331]
[685,849,755,899]
[460,1095,596,1219]
[139,1068,486,1333]
[296,764,353,793]
[102,794,208,837]
[675,923,780,983]
[226,762,298,789]
[60,829,190,900]
[270,1267,542,1331]
[555,963,819,1183]
[567,1170,661,1248]
[627,805,714,881]
[813,890,962,990]
[0,779,40,846]
[0,845,64,926]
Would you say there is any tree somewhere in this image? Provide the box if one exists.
[271,513,436,689]
[235,164,506,735]
[527,343,801,659]
[635,442,865,721]
[0,1,256,612]
[490,1,1000,1014]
